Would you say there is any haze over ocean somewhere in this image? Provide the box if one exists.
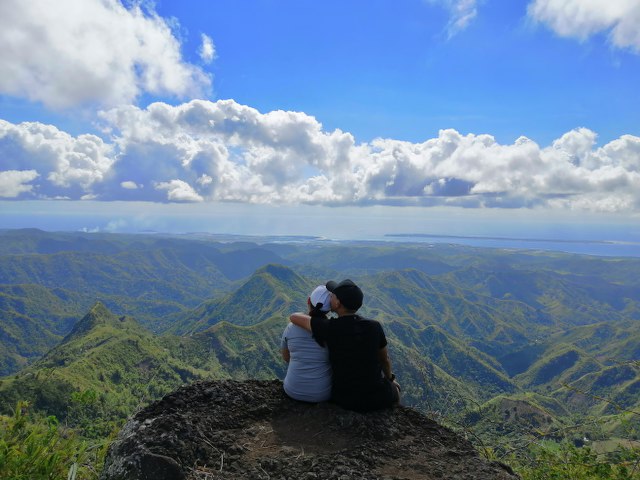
[2,200,638,257]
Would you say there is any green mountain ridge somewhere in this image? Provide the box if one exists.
[1,229,639,466]
[363,269,542,358]
[513,343,601,389]
[557,363,640,415]
[443,265,640,328]
[0,284,91,375]
[0,303,208,432]
[169,264,312,334]
[386,320,516,402]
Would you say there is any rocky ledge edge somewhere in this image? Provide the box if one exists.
[100,379,519,480]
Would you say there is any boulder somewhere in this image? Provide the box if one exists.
[101,380,519,480]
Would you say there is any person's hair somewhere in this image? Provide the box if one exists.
[309,302,328,318]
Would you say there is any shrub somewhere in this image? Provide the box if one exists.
[512,441,640,480]
[0,401,99,480]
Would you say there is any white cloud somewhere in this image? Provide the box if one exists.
[528,0,640,52]
[0,0,211,109]
[2,101,639,212]
[0,170,39,197]
[596,134,640,172]
[155,179,204,202]
[197,174,213,186]
[426,0,478,37]
[96,101,640,211]
[96,99,355,203]
[120,181,140,189]
[199,34,216,64]
[0,119,114,197]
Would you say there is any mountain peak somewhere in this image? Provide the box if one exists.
[62,302,131,342]
[255,263,302,283]
[101,380,518,480]
[172,264,311,332]
[89,301,111,316]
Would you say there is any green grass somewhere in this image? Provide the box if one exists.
[0,401,111,480]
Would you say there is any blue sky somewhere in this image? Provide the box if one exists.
[155,0,639,146]
[0,0,639,242]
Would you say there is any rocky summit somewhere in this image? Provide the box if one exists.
[101,380,519,480]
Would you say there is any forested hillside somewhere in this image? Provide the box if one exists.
[1,229,639,477]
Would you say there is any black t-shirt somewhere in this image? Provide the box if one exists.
[310,314,395,412]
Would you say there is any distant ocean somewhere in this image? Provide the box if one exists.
[2,202,638,258]
[384,234,640,258]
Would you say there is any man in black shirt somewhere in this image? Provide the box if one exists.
[290,279,400,412]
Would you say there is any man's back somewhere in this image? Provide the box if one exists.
[311,314,395,411]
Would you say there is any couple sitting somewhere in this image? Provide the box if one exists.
[281,279,401,412]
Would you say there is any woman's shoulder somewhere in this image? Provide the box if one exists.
[285,323,313,337]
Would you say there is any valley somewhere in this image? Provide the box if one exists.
[1,228,639,476]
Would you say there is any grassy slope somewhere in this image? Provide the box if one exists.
[0,303,210,426]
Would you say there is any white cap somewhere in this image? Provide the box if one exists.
[309,285,331,312]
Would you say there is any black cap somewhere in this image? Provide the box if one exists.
[326,279,363,311]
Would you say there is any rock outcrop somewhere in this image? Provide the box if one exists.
[101,380,519,480]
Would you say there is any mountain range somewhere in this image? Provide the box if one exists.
[1,228,639,449]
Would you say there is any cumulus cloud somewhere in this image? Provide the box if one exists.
[155,179,204,202]
[0,0,211,109]
[528,0,640,52]
[88,101,640,211]
[0,119,114,198]
[1,100,639,212]
[94,99,355,203]
[0,170,39,197]
[199,34,216,64]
